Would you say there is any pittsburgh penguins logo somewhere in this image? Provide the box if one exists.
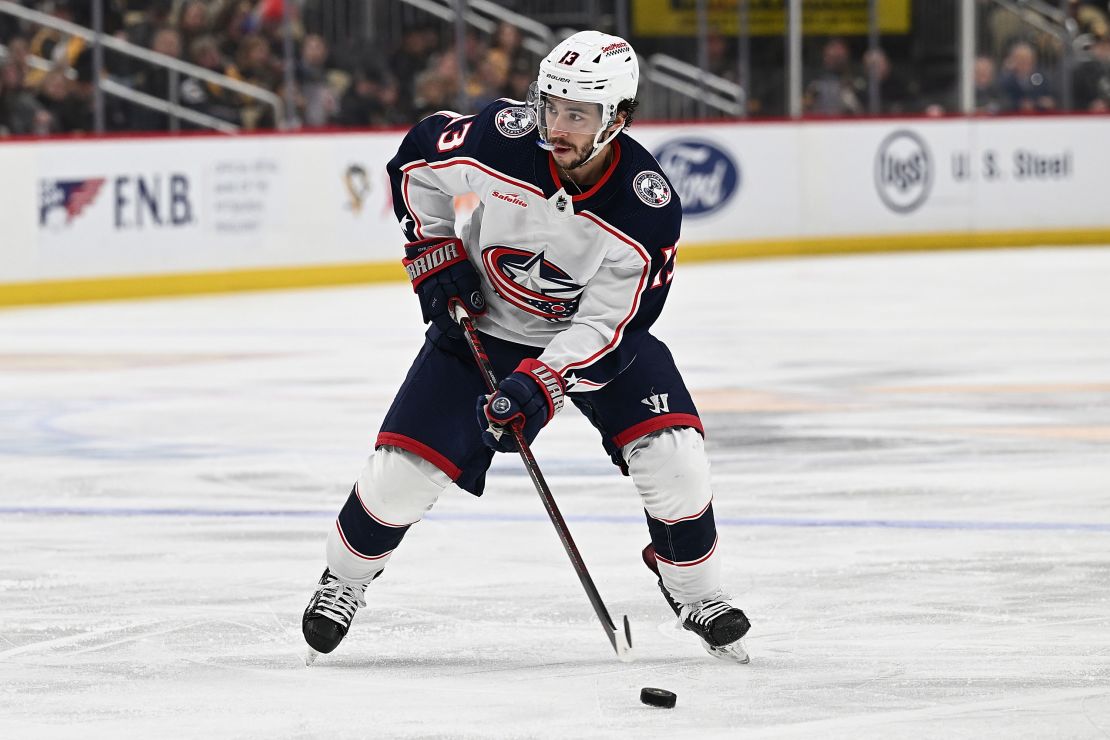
[495,106,537,138]
[633,171,672,208]
[482,246,584,322]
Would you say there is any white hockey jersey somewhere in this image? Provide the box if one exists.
[387,99,682,392]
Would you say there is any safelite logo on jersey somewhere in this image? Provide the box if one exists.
[492,190,528,208]
[653,139,740,217]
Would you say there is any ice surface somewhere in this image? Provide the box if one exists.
[1,247,1108,739]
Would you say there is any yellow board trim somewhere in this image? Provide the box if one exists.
[0,262,407,307]
[678,228,1110,262]
[2,228,1109,308]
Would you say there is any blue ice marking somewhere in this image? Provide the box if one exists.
[0,506,1108,532]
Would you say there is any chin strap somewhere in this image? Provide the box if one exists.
[589,118,626,158]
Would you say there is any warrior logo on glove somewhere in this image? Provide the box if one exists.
[403,237,486,339]
[478,358,567,452]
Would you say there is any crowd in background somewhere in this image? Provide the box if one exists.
[2,0,1110,138]
[797,0,1110,116]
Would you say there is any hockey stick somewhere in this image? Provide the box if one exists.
[451,303,633,661]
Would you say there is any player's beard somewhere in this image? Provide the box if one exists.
[551,137,592,170]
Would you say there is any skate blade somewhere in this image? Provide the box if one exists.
[305,648,320,667]
[702,637,750,664]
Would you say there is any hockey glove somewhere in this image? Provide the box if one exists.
[477,359,566,452]
[403,237,486,339]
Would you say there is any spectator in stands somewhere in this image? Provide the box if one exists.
[131,26,182,130]
[460,28,488,75]
[1074,33,1110,111]
[506,57,533,102]
[999,40,1056,112]
[227,34,279,128]
[147,25,183,66]
[35,67,68,125]
[216,1,253,64]
[180,35,241,125]
[63,48,100,132]
[253,0,304,62]
[126,0,174,51]
[705,29,737,84]
[1,36,31,80]
[490,21,525,76]
[228,34,279,91]
[0,58,50,136]
[804,37,862,116]
[974,54,1006,114]
[336,69,384,127]
[296,33,337,127]
[468,48,509,110]
[176,0,213,55]
[422,45,463,112]
[389,25,438,114]
[337,69,406,127]
[857,48,916,114]
[411,68,452,121]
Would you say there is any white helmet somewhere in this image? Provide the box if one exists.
[531,30,639,165]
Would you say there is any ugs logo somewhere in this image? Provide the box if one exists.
[653,139,739,217]
[874,130,932,214]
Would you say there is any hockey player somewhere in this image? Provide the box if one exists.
[301,30,750,663]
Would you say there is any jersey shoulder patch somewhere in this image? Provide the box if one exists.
[493,103,537,138]
[631,170,672,208]
[583,136,681,253]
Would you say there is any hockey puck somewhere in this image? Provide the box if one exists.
[640,687,677,708]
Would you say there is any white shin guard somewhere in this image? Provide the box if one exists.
[624,427,722,604]
[326,446,451,584]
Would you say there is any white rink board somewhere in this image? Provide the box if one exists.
[0,132,402,283]
[632,116,1110,240]
[1,116,1109,286]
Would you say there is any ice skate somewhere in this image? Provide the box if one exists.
[642,544,751,663]
[677,595,751,663]
[302,568,366,664]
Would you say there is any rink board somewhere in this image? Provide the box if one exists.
[1,116,1108,305]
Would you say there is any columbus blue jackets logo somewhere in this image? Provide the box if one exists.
[482,246,584,321]
[632,171,671,208]
[494,106,537,138]
[39,178,106,227]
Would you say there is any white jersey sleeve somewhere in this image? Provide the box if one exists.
[388,112,480,241]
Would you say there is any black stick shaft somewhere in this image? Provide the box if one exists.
[458,314,625,654]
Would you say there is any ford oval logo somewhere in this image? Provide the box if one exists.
[653,139,740,217]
